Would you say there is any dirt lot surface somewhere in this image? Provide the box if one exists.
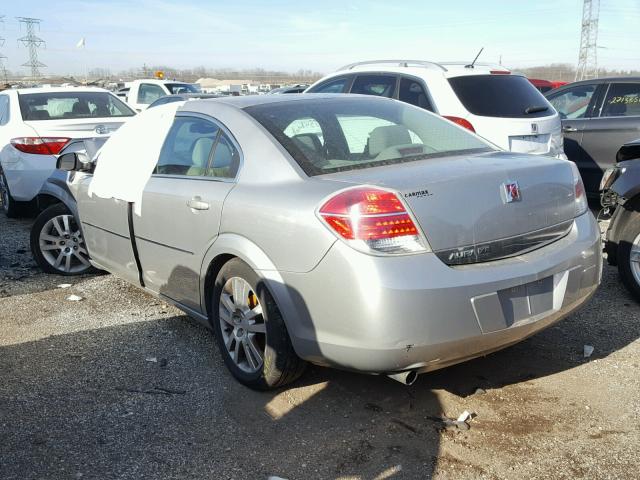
[1,213,638,480]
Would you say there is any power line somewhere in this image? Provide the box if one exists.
[575,0,600,81]
[16,17,46,80]
[0,15,7,82]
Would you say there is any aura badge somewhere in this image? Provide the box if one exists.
[531,123,538,134]
[502,181,521,203]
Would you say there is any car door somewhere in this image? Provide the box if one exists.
[132,113,240,312]
[578,82,640,194]
[546,83,599,176]
[397,76,435,112]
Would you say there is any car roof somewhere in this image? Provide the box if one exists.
[331,60,513,79]
[179,93,390,111]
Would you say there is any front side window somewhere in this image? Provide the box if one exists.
[350,75,396,98]
[398,78,433,111]
[547,84,596,119]
[156,116,239,178]
[18,92,135,120]
[137,84,166,105]
[245,97,493,176]
[307,77,350,94]
[601,83,640,117]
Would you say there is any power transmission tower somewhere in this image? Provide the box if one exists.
[0,16,7,83]
[16,17,46,80]
[575,0,600,81]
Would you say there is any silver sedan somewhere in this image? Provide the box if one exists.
[62,94,602,389]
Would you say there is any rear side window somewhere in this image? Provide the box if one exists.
[307,77,350,94]
[547,84,596,119]
[601,83,640,117]
[448,75,554,118]
[350,75,396,98]
[398,78,433,111]
[156,116,239,178]
[18,92,134,120]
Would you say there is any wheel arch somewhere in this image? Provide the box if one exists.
[606,196,640,265]
[199,234,304,351]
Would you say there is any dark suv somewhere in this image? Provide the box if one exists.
[546,77,640,196]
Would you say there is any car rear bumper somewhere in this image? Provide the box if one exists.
[1,154,56,201]
[274,212,602,374]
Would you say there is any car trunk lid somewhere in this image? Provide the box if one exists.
[25,118,126,139]
[320,151,576,261]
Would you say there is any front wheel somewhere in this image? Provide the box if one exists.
[211,258,306,390]
[617,211,640,302]
[30,203,94,275]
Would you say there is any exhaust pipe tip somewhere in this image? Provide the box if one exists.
[387,370,418,386]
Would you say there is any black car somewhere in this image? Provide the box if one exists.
[267,84,309,94]
[601,139,640,300]
[546,77,640,197]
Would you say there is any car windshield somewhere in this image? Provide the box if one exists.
[19,91,135,121]
[245,97,493,176]
[448,74,554,118]
[166,83,200,94]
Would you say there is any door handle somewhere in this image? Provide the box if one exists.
[187,197,209,210]
[562,125,578,133]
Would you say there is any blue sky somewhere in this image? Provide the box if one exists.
[0,0,638,75]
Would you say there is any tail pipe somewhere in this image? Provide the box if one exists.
[387,370,418,386]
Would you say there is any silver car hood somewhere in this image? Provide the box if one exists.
[320,151,577,258]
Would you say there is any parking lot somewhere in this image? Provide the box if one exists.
[0,211,638,480]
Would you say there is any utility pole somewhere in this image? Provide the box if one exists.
[16,17,46,80]
[0,16,7,83]
[575,0,600,81]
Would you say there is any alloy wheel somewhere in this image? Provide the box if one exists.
[630,232,640,288]
[38,214,91,274]
[218,276,266,373]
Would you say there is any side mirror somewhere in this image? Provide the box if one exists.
[56,152,92,172]
[57,152,79,171]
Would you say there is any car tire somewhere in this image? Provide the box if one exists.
[211,258,306,390]
[0,171,26,218]
[30,203,94,276]
[617,211,640,302]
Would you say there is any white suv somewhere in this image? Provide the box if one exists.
[306,60,566,159]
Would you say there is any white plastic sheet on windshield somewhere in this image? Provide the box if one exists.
[88,102,182,215]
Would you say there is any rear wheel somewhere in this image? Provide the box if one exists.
[30,203,93,275]
[0,171,26,218]
[211,258,306,390]
[617,211,640,302]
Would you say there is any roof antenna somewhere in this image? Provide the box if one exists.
[465,47,484,69]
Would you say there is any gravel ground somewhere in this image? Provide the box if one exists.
[0,213,638,480]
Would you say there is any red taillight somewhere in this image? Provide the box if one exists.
[319,187,425,254]
[11,137,70,155]
[443,116,475,133]
[490,70,511,75]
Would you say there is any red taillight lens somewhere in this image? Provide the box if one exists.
[443,116,475,133]
[490,70,511,75]
[319,187,426,254]
[11,137,70,155]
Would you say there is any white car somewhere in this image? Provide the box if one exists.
[306,60,566,159]
[125,79,201,112]
[0,87,135,217]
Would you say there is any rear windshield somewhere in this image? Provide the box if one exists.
[19,91,135,121]
[448,75,554,118]
[166,83,200,94]
[245,97,493,176]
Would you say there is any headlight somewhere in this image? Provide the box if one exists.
[600,166,624,191]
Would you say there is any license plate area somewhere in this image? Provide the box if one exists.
[509,134,550,154]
